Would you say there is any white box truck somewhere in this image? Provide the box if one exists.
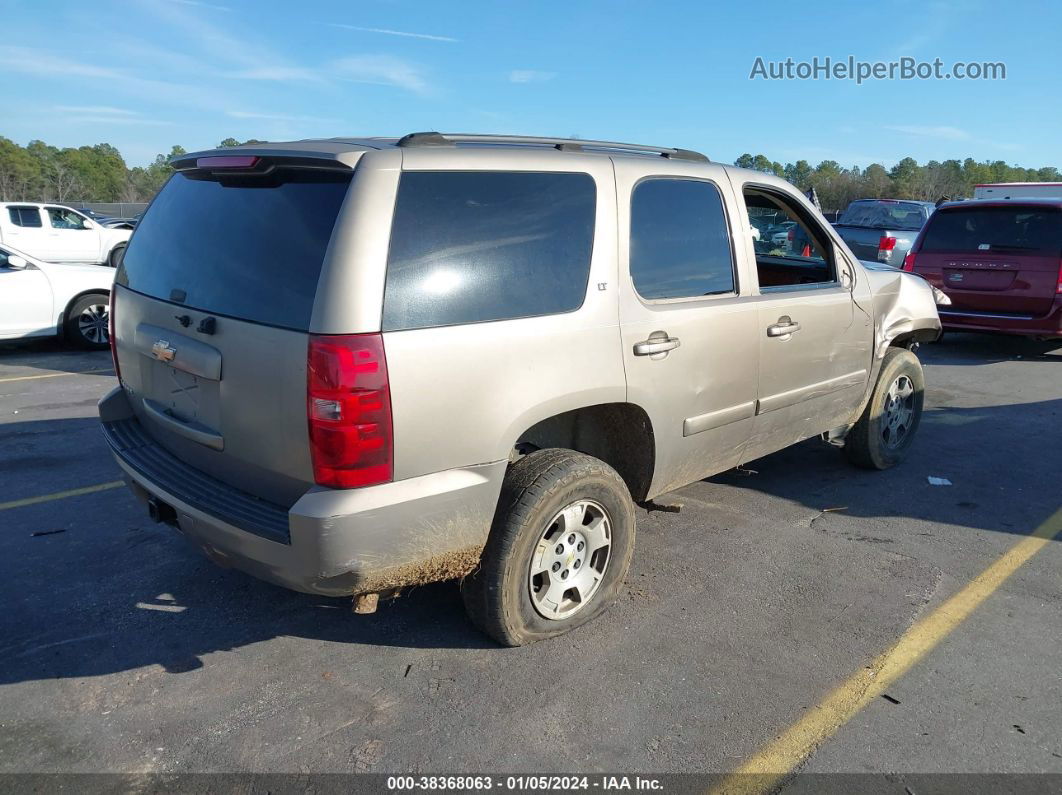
[974,183,1062,200]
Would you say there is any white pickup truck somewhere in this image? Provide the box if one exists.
[0,203,130,267]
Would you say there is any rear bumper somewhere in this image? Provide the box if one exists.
[937,299,1062,338]
[99,386,505,596]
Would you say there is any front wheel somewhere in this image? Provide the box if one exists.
[65,294,110,350]
[462,449,636,646]
[844,347,925,470]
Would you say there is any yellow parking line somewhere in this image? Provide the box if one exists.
[0,480,125,512]
[712,506,1062,795]
[0,367,114,384]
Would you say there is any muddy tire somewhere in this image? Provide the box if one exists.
[462,449,636,646]
[64,293,111,350]
[844,347,925,470]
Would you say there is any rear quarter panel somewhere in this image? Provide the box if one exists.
[358,149,626,480]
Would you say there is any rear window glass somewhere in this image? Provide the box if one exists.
[117,169,351,330]
[921,206,1062,254]
[383,171,596,331]
[630,178,735,299]
[839,201,929,231]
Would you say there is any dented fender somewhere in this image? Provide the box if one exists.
[860,260,943,359]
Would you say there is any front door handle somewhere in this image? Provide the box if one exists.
[633,336,681,356]
[767,316,801,338]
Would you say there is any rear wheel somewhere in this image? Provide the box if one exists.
[462,449,636,646]
[844,347,925,470]
[65,294,110,350]
[108,243,126,268]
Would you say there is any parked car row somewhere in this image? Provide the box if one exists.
[818,189,1061,339]
[0,202,131,267]
[0,242,114,349]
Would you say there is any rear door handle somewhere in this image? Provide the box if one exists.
[767,317,801,338]
[633,336,681,356]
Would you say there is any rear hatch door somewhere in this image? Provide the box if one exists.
[113,158,354,506]
[914,204,1061,315]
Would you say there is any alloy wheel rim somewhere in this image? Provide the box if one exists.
[528,499,612,620]
[78,304,109,344]
[881,374,915,449]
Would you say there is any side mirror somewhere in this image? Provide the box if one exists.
[6,255,28,270]
[82,219,94,230]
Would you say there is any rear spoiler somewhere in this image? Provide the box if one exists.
[171,147,364,174]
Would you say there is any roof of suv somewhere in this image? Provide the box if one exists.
[938,198,1062,211]
[172,132,711,171]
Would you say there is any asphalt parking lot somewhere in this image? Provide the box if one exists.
[1,334,1059,786]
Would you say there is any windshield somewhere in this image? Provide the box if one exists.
[117,169,351,330]
[839,201,929,231]
[921,206,1062,254]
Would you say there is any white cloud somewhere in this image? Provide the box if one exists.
[228,66,322,82]
[885,125,972,142]
[332,55,430,94]
[329,23,458,43]
[165,0,231,9]
[55,105,139,116]
[509,70,557,84]
[227,110,338,124]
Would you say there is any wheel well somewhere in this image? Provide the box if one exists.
[59,289,110,335]
[513,403,655,502]
[890,328,939,349]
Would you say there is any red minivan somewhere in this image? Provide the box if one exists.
[904,199,1062,338]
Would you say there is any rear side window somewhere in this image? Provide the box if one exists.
[8,207,42,227]
[630,178,735,299]
[383,171,596,331]
[117,169,351,330]
[921,206,1062,254]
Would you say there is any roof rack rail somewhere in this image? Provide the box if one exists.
[395,132,708,163]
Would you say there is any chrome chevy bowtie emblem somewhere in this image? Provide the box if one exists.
[151,339,177,362]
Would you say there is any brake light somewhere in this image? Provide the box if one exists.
[787,228,795,241]
[903,252,917,272]
[196,155,259,169]
[1057,259,1062,294]
[108,289,120,381]
[307,334,393,489]
[878,236,897,252]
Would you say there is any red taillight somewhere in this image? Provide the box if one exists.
[787,228,795,241]
[902,251,917,272]
[307,334,393,490]
[1057,259,1062,294]
[108,290,120,381]
[878,236,897,252]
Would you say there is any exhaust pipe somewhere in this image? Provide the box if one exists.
[147,496,178,526]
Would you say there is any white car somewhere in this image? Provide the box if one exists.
[0,243,114,349]
[0,203,131,267]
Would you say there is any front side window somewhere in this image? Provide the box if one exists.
[744,188,836,288]
[383,171,596,331]
[629,178,736,300]
[7,207,42,228]
[46,208,89,230]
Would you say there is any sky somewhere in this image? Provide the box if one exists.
[1,0,1058,168]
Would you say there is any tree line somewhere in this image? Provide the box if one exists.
[0,137,262,204]
[2,134,1060,209]
[734,153,1062,212]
